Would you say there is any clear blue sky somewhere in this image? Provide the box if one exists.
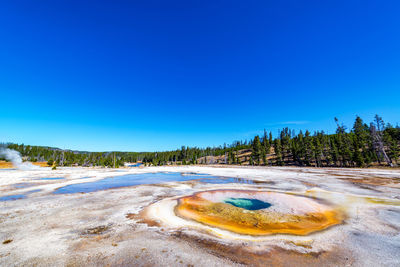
[1,1,399,152]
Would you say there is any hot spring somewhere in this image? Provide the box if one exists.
[174,189,344,236]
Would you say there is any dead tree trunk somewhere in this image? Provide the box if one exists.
[370,123,393,167]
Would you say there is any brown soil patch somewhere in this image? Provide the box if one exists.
[0,161,13,169]
[33,162,49,167]
[126,210,161,227]
[82,225,110,235]
[301,181,319,187]
[341,177,400,187]
[0,161,48,168]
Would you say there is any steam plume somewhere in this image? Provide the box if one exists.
[0,148,40,170]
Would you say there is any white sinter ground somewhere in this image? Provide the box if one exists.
[0,165,400,266]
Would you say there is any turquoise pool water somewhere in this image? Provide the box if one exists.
[223,198,272,210]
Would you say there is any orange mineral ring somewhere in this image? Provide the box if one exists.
[175,189,344,236]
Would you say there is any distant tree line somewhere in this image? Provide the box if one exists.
[1,115,399,168]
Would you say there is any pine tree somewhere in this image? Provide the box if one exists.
[252,135,262,165]
[384,131,399,166]
[352,116,370,166]
[274,139,283,166]
[297,130,305,166]
[352,134,364,167]
[261,148,267,165]
[262,129,271,154]
[313,133,324,167]
[269,132,273,148]
[304,130,313,166]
